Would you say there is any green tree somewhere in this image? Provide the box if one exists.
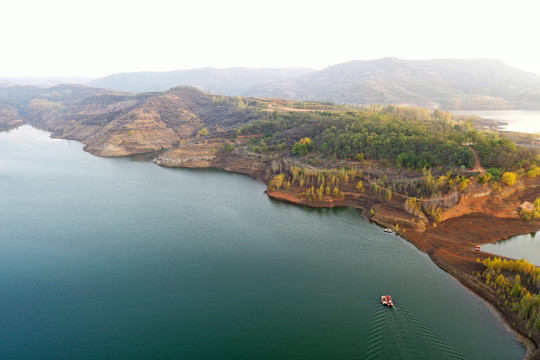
[292,142,308,157]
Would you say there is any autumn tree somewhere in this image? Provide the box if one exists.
[501,172,517,186]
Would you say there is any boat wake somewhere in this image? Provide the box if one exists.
[365,301,465,359]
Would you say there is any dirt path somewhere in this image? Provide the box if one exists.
[468,146,486,174]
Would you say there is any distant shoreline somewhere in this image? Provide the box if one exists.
[453,110,540,134]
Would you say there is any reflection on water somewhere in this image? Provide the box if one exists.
[483,232,539,265]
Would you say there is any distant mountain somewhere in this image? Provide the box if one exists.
[87,59,540,109]
[242,58,540,109]
[0,76,94,87]
[89,67,314,94]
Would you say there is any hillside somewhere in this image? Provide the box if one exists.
[0,84,265,156]
[89,67,314,94]
[243,58,540,109]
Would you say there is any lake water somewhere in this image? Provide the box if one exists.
[453,110,540,133]
[0,126,525,359]
[483,232,540,265]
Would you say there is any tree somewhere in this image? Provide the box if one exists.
[501,172,517,186]
[292,137,314,157]
[292,142,308,157]
[299,137,313,149]
[325,185,331,196]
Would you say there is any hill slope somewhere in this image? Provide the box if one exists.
[243,58,540,109]
[89,67,314,94]
[0,84,264,156]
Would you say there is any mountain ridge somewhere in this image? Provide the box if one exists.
[89,67,314,95]
[243,58,540,109]
[88,58,540,110]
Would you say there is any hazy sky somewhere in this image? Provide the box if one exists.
[2,0,539,77]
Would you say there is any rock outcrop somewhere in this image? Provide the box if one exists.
[155,141,287,183]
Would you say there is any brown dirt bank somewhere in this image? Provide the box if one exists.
[406,216,540,359]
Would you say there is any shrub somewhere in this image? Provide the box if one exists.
[501,172,517,186]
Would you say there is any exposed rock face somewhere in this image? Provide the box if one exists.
[155,142,220,168]
[155,141,288,182]
[82,108,180,157]
[43,90,206,156]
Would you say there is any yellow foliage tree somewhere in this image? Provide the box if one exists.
[501,172,517,186]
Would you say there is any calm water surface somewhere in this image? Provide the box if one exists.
[483,232,540,265]
[453,110,540,133]
[0,126,525,359]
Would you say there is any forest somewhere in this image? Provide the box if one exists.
[238,106,538,171]
[477,257,540,337]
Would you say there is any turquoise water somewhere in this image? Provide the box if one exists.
[483,232,540,265]
[0,126,525,359]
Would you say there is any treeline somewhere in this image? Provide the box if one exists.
[267,164,477,213]
[477,257,540,335]
[267,165,362,201]
[266,165,460,221]
[239,107,536,170]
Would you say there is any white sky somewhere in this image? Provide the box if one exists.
[1,0,539,77]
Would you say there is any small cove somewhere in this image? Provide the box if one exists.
[482,232,539,265]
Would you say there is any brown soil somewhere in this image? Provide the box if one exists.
[469,146,486,174]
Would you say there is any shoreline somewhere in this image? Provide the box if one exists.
[263,188,540,359]
[153,156,540,359]
[17,125,540,358]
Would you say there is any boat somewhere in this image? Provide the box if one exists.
[381,295,394,307]
[384,228,394,233]
[475,245,481,251]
